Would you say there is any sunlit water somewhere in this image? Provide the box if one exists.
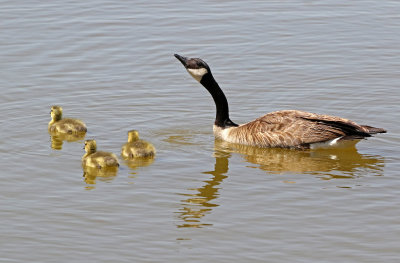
[1,1,399,262]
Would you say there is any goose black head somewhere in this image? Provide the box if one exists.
[174,54,211,83]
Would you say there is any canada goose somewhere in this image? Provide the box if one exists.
[82,139,119,169]
[174,54,386,149]
[121,130,156,158]
[48,106,87,134]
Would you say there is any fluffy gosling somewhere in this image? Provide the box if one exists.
[48,105,87,134]
[82,139,119,169]
[121,130,156,159]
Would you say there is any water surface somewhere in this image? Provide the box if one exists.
[1,1,399,262]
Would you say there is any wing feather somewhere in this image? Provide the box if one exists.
[226,110,376,148]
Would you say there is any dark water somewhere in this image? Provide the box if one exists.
[1,1,399,262]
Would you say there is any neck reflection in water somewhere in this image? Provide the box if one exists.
[177,150,230,228]
[177,139,384,228]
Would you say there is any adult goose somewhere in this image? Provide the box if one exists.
[174,54,386,149]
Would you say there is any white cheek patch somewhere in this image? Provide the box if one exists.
[187,68,208,82]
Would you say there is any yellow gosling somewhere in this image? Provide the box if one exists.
[82,139,119,169]
[121,130,156,159]
[48,105,87,134]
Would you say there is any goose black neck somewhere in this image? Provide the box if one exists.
[200,73,238,128]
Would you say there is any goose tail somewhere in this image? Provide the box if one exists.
[362,125,387,134]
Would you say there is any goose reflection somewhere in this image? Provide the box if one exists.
[83,166,118,186]
[177,150,230,228]
[122,157,155,170]
[214,140,384,179]
[177,140,384,227]
[49,131,86,150]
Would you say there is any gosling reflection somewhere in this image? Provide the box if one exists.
[123,158,155,170]
[83,166,118,185]
[49,131,86,150]
[177,151,230,228]
[214,140,384,178]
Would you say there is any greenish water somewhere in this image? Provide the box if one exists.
[1,1,399,262]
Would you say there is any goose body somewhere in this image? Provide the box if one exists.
[48,105,87,134]
[121,130,156,158]
[174,54,386,149]
[82,140,119,169]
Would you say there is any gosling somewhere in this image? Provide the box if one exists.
[48,105,87,134]
[121,130,156,159]
[82,139,119,169]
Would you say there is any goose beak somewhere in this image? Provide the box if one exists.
[174,54,189,67]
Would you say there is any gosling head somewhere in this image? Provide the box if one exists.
[127,130,140,143]
[50,105,63,122]
[84,139,97,154]
[174,54,211,83]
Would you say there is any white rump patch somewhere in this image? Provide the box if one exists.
[310,137,360,149]
[187,68,208,82]
[310,137,342,149]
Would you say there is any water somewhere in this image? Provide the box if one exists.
[1,0,399,262]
